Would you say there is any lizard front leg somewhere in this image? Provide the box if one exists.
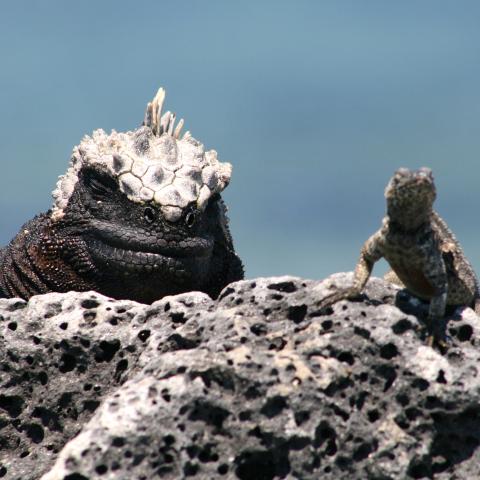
[318,230,384,310]
[422,254,448,348]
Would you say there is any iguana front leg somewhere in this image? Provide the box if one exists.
[318,230,384,309]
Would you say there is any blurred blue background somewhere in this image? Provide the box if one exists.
[1,1,480,280]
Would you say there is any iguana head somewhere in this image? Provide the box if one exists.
[47,88,240,303]
[385,167,436,228]
[52,87,232,223]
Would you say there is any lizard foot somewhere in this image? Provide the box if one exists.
[425,318,450,352]
[425,334,450,352]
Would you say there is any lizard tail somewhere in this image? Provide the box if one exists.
[317,287,359,311]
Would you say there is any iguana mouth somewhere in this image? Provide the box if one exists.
[86,221,214,260]
[88,239,210,278]
[87,236,213,268]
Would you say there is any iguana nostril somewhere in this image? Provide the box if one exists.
[185,211,196,228]
[144,206,156,224]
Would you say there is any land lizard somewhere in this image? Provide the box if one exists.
[318,167,480,347]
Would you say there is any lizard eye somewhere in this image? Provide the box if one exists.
[185,211,196,228]
[144,206,156,224]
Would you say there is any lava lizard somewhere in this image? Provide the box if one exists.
[318,167,480,347]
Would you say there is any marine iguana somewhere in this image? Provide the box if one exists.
[0,88,244,303]
[318,167,480,347]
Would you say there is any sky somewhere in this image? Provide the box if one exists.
[1,1,480,280]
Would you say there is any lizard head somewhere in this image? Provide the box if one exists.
[48,88,237,302]
[384,167,436,228]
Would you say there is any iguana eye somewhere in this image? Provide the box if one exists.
[84,169,117,198]
[185,211,196,228]
[144,206,156,224]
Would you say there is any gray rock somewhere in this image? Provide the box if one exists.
[1,274,480,480]
[0,289,212,480]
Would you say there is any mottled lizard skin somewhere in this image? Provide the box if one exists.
[318,167,480,347]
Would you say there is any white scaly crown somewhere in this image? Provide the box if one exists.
[51,87,232,222]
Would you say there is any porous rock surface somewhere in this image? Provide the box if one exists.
[1,274,480,480]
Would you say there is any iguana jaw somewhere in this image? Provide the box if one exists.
[83,217,214,285]
[84,235,214,303]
